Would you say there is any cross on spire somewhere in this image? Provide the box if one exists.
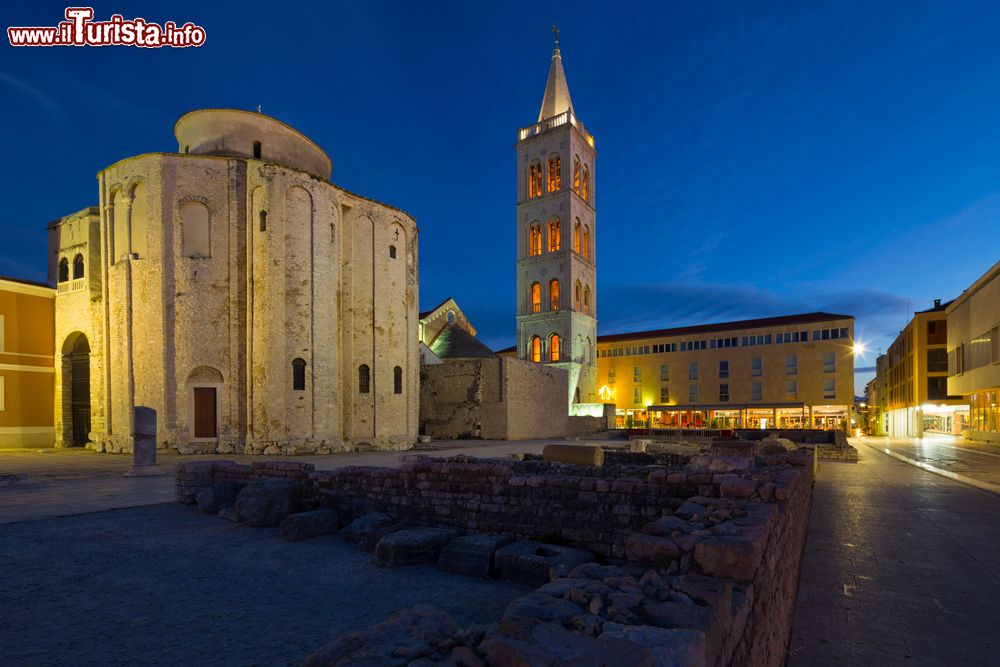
[552,24,559,50]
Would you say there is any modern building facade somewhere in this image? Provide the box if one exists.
[947,260,1000,443]
[514,31,598,406]
[596,312,856,430]
[865,354,888,435]
[882,300,967,438]
[49,109,419,454]
[0,276,54,448]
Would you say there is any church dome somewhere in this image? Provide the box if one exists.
[174,108,332,180]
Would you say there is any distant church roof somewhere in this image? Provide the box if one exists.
[430,324,496,359]
[538,27,575,122]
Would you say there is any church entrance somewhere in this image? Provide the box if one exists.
[64,333,91,446]
[193,387,217,438]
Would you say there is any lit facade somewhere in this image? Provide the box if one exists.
[48,109,419,454]
[596,313,855,430]
[514,32,598,406]
[882,300,967,438]
[0,277,55,448]
[946,260,1000,443]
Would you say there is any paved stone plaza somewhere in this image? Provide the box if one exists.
[789,438,1000,665]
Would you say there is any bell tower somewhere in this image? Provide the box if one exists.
[515,27,597,405]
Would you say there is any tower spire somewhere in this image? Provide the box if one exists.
[538,26,574,122]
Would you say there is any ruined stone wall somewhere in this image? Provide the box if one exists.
[501,357,569,439]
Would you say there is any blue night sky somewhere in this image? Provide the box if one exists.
[2,1,1000,392]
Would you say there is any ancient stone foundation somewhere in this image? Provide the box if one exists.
[176,446,815,666]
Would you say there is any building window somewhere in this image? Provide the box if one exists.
[573,155,581,194]
[549,334,561,362]
[253,141,262,159]
[259,210,267,232]
[659,385,669,403]
[659,364,669,381]
[689,384,698,402]
[530,336,541,363]
[530,282,541,313]
[548,279,560,310]
[633,366,642,383]
[389,245,397,259]
[823,378,835,399]
[359,365,370,393]
[182,201,211,258]
[394,366,403,394]
[751,381,762,401]
[583,285,591,315]
[548,154,561,191]
[574,280,581,311]
[719,360,729,379]
[529,224,542,256]
[548,218,561,252]
[292,358,306,391]
[752,357,762,377]
[58,257,69,283]
[72,254,85,279]
[823,352,836,373]
[927,348,948,373]
[786,380,798,400]
[719,384,730,402]
[528,161,543,198]
[573,220,581,253]
[786,355,797,375]
[633,387,642,404]
[608,368,616,384]
[689,361,698,380]
[583,226,591,260]
[582,165,590,203]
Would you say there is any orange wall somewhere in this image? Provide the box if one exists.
[0,281,55,432]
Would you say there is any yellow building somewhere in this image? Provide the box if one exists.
[882,299,967,437]
[0,276,55,448]
[596,312,855,430]
[946,260,1000,443]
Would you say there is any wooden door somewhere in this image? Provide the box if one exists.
[193,387,217,438]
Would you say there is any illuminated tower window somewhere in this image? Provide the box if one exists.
[528,162,543,198]
[573,155,581,194]
[550,334,561,362]
[574,280,581,311]
[573,220,581,253]
[548,218,560,252]
[549,279,560,310]
[529,224,542,256]
[530,336,541,363]
[582,165,589,202]
[583,284,591,315]
[530,282,541,313]
[583,225,591,260]
[548,154,561,192]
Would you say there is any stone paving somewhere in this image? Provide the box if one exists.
[788,439,1000,665]
[859,433,1000,493]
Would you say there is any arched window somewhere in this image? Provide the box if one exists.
[528,162,543,198]
[573,220,581,254]
[573,155,581,194]
[111,190,128,262]
[393,366,403,394]
[549,279,560,310]
[528,224,542,256]
[259,210,267,232]
[582,165,590,202]
[550,334,561,362]
[72,254,85,279]
[253,141,262,159]
[575,280,582,311]
[130,182,147,259]
[182,201,211,258]
[547,154,561,192]
[584,285,591,315]
[547,218,560,252]
[292,358,306,391]
[389,245,397,259]
[530,282,541,313]
[58,257,69,283]
[530,336,541,363]
[583,225,591,260]
[359,365,370,393]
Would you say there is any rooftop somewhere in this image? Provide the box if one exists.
[597,312,853,344]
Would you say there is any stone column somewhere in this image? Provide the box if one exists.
[125,406,164,477]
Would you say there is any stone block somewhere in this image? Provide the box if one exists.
[693,537,762,583]
[340,512,393,544]
[625,533,681,568]
[719,477,757,499]
[234,479,296,527]
[438,532,514,577]
[599,625,707,667]
[541,444,604,467]
[280,509,339,541]
[494,540,595,586]
[196,482,242,514]
[374,527,457,567]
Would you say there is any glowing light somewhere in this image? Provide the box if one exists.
[597,384,616,402]
[852,340,868,356]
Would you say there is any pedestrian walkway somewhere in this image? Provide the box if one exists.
[859,433,1000,493]
[788,440,1000,665]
